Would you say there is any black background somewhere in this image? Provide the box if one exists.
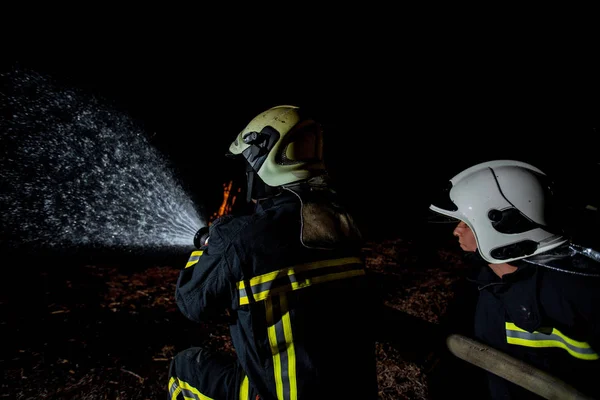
[2,50,599,244]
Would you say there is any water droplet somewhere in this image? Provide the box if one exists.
[1,69,207,250]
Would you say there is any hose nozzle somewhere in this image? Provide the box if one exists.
[193,226,210,249]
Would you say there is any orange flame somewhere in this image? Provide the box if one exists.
[210,180,238,223]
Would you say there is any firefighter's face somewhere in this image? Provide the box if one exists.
[453,221,477,252]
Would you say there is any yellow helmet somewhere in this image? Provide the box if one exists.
[228,105,325,188]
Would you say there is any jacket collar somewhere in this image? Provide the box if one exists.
[254,191,298,212]
[470,261,542,331]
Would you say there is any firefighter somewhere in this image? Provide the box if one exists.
[429,160,600,399]
[168,105,379,400]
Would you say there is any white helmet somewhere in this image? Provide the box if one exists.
[429,160,568,264]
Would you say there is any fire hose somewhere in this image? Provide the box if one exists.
[446,334,594,400]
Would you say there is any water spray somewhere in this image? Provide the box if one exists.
[0,68,207,251]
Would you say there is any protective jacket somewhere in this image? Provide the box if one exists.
[470,244,600,399]
[175,187,378,400]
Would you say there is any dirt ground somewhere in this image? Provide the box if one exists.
[1,230,479,400]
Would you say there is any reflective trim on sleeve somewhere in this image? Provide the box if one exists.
[237,257,364,305]
[169,376,182,400]
[168,376,216,400]
[505,322,599,360]
[185,250,204,268]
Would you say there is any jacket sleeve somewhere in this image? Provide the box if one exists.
[571,280,600,350]
[175,221,233,323]
[543,270,600,350]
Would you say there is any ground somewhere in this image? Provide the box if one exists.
[1,232,475,400]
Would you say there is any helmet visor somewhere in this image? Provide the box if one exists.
[426,209,460,224]
[429,180,458,213]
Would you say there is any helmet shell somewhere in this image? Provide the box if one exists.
[430,160,568,263]
[229,105,325,187]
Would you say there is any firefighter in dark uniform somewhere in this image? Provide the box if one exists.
[167,105,379,400]
[429,160,600,399]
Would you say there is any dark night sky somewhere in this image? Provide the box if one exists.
[2,52,599,243]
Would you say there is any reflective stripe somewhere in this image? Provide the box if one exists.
[281,295,297,400]
[169,377,182,400]
[239,375,249,400]
[168,376,216,400]
[266,295,297,400]
[505,322,599,360]
[185,251,203,268]
[237,257,364,305]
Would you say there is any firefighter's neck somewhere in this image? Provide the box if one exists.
[488,262,518,278]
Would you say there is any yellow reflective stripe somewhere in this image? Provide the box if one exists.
[171,387,182,400]
[547,327,593,349]
[281,295,297,400]
[185,250,203,268]
[169,377,182,400]
[506,322,599,360]
[241,269,365,305]
[238,257,364,305]
[506,323,593,349]
[266,297,285,400]
[266,295,297,400]
[168,376,216,400]
[239,375,249,400]
[506,337,598,360]
[238,257,361,289]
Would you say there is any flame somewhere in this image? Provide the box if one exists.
[209,180,240,223]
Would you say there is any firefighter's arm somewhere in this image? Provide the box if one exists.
[578,284,600,351]
[175,223,233,323]
[552,274,600,351]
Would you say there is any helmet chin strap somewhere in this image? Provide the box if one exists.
[245,162,280,203]
[245,168,255,203]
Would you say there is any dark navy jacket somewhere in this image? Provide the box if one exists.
[471,252,600,399]
[175,191,378,400]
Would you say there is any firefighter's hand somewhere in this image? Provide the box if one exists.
[204,215,235,246]
[210,215,234,230]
